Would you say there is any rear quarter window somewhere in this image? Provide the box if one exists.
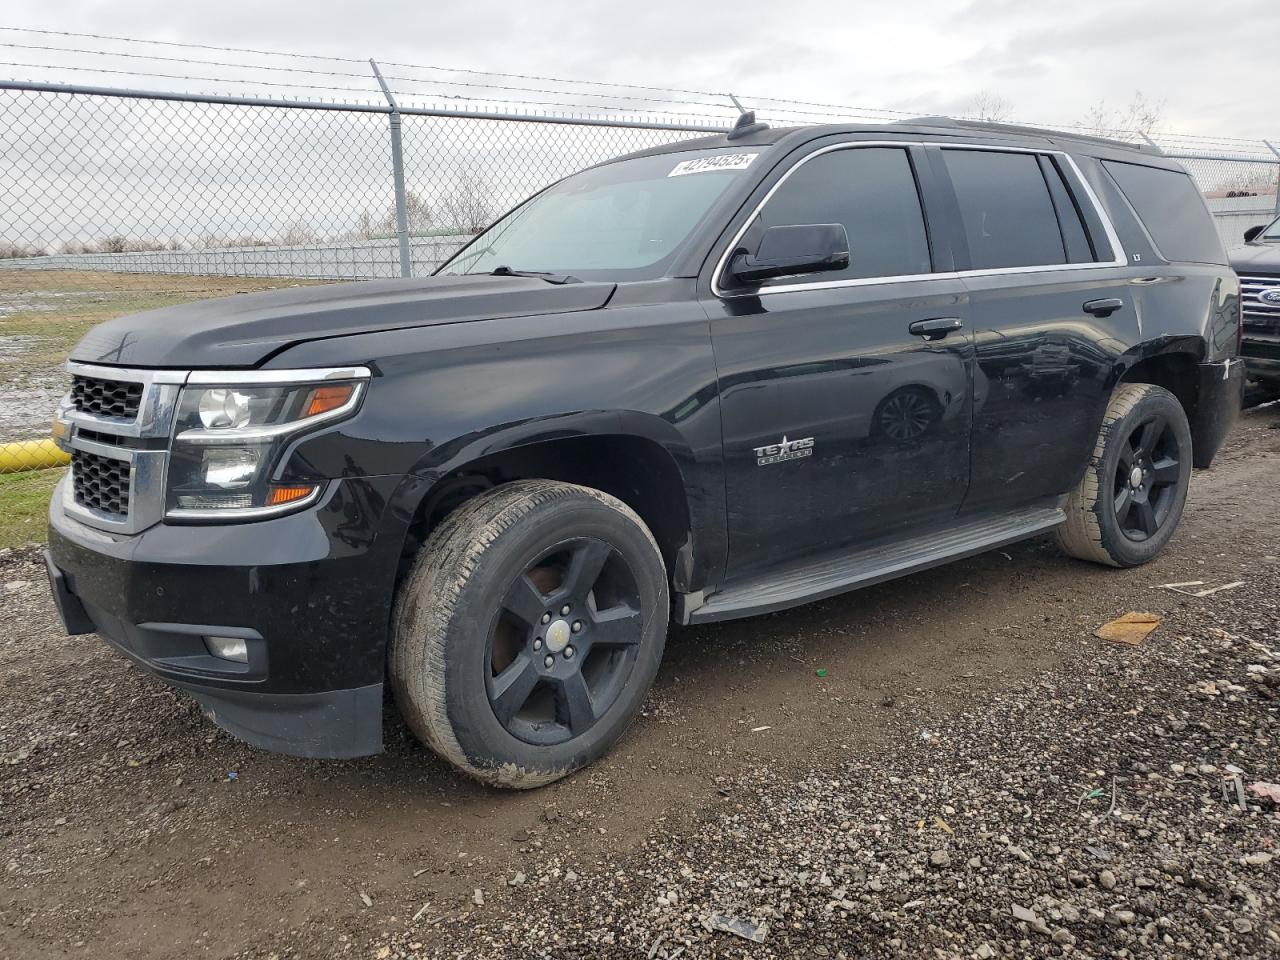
[1101,160,1226,265]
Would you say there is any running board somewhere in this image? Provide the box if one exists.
[686,505,1065,624]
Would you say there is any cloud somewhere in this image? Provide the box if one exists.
[0,0,1276,137]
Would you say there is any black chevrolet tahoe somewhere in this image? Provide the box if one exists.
[45,116,1245,788]
[1231,215,1280,400]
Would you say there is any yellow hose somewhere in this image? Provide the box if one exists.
[0,438,71,474]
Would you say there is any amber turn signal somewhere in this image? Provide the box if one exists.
[304,384,355,418]
[266,484,318,506]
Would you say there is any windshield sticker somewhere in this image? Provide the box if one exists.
[668,153,759,177]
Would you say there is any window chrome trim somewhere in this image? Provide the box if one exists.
[710,140,1128,299]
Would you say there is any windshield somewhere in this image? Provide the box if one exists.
[1264,216,1280,240]
[438,148,763,281]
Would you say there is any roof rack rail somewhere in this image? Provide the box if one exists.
[897,116,1163,155]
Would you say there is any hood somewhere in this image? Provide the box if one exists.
[70,274,617,368]
[1229,241,1280,273]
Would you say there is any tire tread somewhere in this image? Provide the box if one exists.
[390,479,661,789]
[1056,382,1188,568]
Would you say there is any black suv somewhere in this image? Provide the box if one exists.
[1231,215,1280,399]
[46,116,1244,787]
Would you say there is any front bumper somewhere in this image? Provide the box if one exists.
[1242,333,1280,383]
[1190,357,1246,469]
[46,473,406,759]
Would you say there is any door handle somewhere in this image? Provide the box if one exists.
[908,317,964,341]
[1083,297,1124,317]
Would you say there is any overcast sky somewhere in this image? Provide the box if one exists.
[2,0,1277,140]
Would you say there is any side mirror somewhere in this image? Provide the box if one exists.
[1244,225,1266,242]
[730,223,850,285]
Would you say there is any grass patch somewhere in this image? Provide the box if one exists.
[0,468,63,550]
[0,270,322,381]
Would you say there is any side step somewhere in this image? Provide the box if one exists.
[686,505,1065,624]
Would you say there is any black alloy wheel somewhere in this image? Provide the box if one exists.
[390,479,668,788]
[487,538,644,745]
[1113,413,1182,541]
[1056,383,1193,568]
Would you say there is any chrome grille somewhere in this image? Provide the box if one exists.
[72,449,131,517]
[58,363,186,535]
[1240,274,1280,333]
[71,374,144,419]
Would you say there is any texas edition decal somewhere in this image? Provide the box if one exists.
[754,435,815,466]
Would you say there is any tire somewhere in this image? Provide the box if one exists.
[390,479,668,789]
[1056,383,1193,568]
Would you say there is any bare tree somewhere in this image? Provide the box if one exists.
[276,218,318,245]
[379,190,434,235]
[962,91,1014,123]
[1081,91,1165,141]
[438,173,498,235]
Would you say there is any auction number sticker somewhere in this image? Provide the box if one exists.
[668,153,759,177]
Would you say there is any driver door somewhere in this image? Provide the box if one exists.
[703,143,975,579]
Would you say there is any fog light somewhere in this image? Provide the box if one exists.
[204,635,249,663]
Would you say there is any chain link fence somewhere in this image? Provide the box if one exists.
[0,76,1277,547]
[0,82,722,279]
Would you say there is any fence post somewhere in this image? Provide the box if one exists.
[370,59,412,278]
[1267,141,1280,218]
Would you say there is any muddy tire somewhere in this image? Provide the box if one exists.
[390,480,668,789]
[1056,383,1193,568]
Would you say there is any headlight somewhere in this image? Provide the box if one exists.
[165,370,368,520]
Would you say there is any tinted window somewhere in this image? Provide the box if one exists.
[1041,156,1097,263]
[1102,160,1226,265]
[755,147,932,283]
[943,149,1066,269]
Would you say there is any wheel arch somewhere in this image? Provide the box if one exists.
[1112,340,1214,466]
[398,415,708,595]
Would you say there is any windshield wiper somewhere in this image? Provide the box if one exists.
[487,265,582,284]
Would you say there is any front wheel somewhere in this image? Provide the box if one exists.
[1056,383,1193,567]
[390,480,668,788]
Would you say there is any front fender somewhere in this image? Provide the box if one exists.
[272,298,727,590]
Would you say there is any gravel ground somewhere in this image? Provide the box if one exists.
[1,405,1277,960]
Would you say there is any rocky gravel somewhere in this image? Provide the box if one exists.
[368,552,1280,959]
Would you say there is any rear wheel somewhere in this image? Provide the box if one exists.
[390,480,668,788]
[1056,383,1193,567]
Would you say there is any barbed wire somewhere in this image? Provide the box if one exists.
[0,26,969,123]
[0,24,1274,148]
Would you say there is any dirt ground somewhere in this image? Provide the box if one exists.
[1,406,1278,960]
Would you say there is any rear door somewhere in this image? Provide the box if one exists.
[704,142,975,579]
[931,145,1135,513]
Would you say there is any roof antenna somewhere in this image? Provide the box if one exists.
[725,92,769,140]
